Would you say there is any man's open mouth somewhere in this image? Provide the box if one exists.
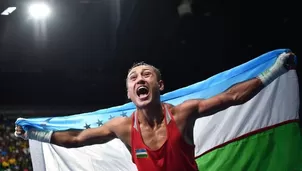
[136,86,149,98]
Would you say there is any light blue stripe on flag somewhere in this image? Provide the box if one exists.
[15,49,292,131]
[136,149,147,153]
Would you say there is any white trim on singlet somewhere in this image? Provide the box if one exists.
[133,111,138,131]
[164,104,172,124]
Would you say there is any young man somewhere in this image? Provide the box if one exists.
[15,51,295,171]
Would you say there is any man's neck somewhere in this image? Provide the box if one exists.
[137,102,164,128]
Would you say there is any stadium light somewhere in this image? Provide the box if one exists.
[28,3,51,20]
[1,7,17,16]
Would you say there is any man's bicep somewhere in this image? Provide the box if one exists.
[197,93,233,117]
[176,93,233,119]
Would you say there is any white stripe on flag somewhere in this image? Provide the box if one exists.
[29,140,46,171]
[30,139,137,171]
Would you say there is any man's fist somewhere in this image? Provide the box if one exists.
[258,50,296,86]
[14,125,28,140]
[277,51,296,70]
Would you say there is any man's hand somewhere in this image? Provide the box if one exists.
[281,52,296,70]
[258,51,296,86]
[272,51,296,70]
[14,125,28,140]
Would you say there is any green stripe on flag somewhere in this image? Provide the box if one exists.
[137,154,148,158]
[196,122,302,171]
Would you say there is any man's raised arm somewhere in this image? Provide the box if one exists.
[15,117,128,148]
[175,51,296,118]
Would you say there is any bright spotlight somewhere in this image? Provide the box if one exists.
[28,3,51,19]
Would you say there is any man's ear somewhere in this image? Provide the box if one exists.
[158,80,164,91]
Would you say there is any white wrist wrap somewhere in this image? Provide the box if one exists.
[27,129,53,143]
[258,52,288,86]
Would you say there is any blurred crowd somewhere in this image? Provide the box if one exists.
[0,117,32,171]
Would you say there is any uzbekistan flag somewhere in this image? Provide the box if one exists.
[16,49,301,171]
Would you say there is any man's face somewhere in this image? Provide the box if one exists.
[127,65,164,108]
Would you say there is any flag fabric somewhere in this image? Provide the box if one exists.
[16,49,301,171]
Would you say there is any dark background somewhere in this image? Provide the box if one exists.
[0,0,301,118]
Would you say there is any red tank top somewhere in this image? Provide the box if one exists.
[131,104,198,171]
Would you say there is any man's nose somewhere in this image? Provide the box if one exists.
[136,76,146,84]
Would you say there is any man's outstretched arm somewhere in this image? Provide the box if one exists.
[194,78,263,116]
[175,51,296,118]
[49,123,117,148]
[15,117,128,148]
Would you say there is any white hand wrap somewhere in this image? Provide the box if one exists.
[14,131,28,140]
[27,129,54,143]
[258,52,288,86]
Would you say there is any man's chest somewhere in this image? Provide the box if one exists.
[139,123,168,150]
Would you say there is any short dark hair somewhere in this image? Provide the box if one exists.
[127,62,162,81]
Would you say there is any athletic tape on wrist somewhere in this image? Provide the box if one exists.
[27,129,53,143]
[258,60,287,86]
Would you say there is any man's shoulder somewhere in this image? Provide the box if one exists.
[163,100,199,119]
[163,102,175,108]
[108,116,132,144]
[163,102,177,115]
[109,116,132,127]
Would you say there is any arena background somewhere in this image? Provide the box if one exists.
[0,0,301,170]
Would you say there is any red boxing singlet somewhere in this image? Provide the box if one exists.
[131,104,198,171]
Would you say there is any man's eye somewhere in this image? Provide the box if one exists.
[130,75,136,80]
[144,72,151,76]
